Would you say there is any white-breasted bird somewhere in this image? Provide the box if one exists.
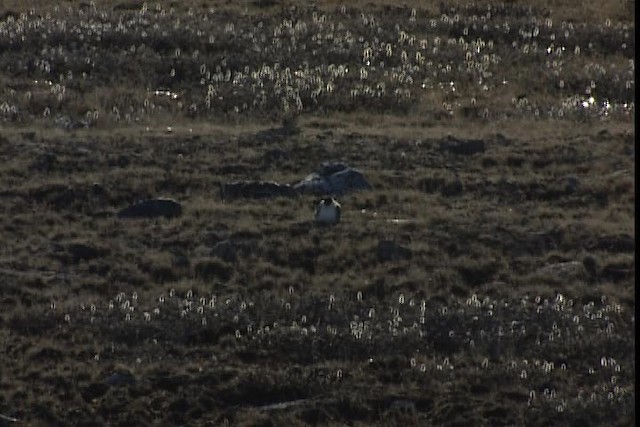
[314,197,341,225]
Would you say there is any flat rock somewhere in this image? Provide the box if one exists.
[220,163,371,199]
[293,162,372,195]
[220,181,297,199]
[117,198,182,219]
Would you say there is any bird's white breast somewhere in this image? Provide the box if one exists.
[315,204,338,223]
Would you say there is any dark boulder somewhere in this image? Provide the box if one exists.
[220,181,297,199]
[220,163,371,199]
[117,198,182,219]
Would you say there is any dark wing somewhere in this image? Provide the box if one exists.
[335,205,341,223]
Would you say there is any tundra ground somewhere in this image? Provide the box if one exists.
[0,1,635,426]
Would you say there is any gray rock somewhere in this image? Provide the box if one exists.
[293,162,372,195]
[377,240,412,262]
[220,163,371,199]
[117,198,182,219]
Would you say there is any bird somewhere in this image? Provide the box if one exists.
[314,197,341,225]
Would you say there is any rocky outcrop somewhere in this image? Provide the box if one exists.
[221,163,372,199]
[293,162,372,195]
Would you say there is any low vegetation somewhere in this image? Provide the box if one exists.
[0,0,634,425]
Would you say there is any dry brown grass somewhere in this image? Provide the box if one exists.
[2,0,633,23]
[0,1,634,425]
[1,0,634,129]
